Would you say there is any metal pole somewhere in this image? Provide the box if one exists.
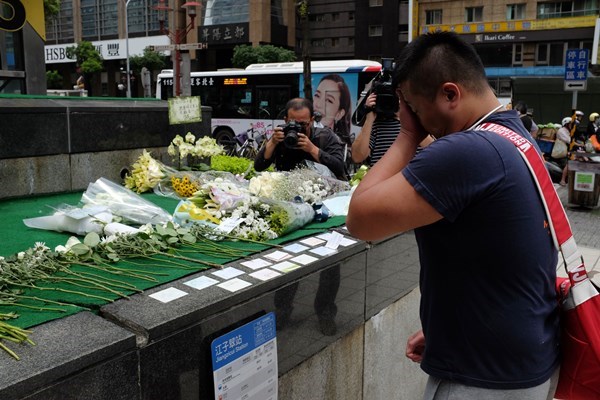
[125,0,132,98]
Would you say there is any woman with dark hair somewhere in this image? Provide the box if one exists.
[313,74,352,144]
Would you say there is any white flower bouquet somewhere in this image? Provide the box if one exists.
[123,149,177,193]
[82,177,172,225]
[168,133,224,165]
[249,168,350,205]
[172,174,316,241]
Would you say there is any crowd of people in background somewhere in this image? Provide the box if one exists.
[507,100,600,186]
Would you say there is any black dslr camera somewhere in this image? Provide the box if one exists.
[280,120,305,148]
[371,58,399,117]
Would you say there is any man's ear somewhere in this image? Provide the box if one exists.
[441,83,459,102]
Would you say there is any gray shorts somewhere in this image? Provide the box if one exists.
[423,367,560,400]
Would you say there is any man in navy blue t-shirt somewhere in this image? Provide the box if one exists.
[347,32,560,399]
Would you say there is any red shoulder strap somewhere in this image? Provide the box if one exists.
[476,122,585,283]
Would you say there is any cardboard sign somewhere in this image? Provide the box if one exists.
[168,96,202,125]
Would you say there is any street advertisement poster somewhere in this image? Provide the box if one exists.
[211,312,277,400]
[168,96,202,125]
[300,72,360,138]
[574,171,595,192]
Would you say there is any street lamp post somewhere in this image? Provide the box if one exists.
[125,0,132,98]
[153,0,201,97]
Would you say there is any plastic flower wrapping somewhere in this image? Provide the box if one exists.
[248,168,350,204]
[82,177,172,226]
[123,149,178,193]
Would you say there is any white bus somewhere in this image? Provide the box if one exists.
[156,60,382,148]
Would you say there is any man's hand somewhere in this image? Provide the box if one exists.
[365,92,377,112]
[406,330,425,363]
[296,133,320,160]
[263,126,285,160]
[270,126,285,145]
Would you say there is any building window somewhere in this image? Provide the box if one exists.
[537,1,598,19]
[311,39,325,47]
[426,9,442,25]
[331,12,340,22]
[348,37,354,46]
[310,14,326,22]
[203,0,249,25]
[128,0,165,35]
[81,0,118,40]
[99,2,118,36]
[348,11,354,20]
[271,0,284,24]
[331,38,339,47]
[369,0,383,6]
[369,25,383,37]
[513,43,523,64]
[506,3,526,20]
[536,42,566,65]
[44,1,75,44]
[465,6,483,22]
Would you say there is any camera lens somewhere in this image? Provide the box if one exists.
[283,131,299,148]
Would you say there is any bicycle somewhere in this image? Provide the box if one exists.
[225,123,272,159]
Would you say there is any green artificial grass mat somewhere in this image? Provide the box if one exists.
[0,191,345,329]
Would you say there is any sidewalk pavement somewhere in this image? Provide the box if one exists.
[554,184,600,284]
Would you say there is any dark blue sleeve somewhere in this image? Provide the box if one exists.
[402,133,506,222]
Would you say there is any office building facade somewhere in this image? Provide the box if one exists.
[37,0,600,98]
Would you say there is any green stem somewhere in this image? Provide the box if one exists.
[0,341,20,360]
[10,283,114,303]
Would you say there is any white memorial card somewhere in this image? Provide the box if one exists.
[184,276,219,290]
[325,231,343,249]
[217,278,252,292]
[300,237,325,246]
[149,287,188,303]
[212,267,245,280]
[241,258,272,270]
[270,261,302,273]
[283,243,309,253]
[310,246,337,257]
[291,254,319,265]
[249,269,282,281]
[264,250,291,262]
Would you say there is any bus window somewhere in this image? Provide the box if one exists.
[214,86,252,118]
[256,86,290,120]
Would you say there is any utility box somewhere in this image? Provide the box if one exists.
[567,159,600,208]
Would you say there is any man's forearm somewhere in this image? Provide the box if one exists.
[352,113,375,163]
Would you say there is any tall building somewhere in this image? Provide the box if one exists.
[39,0,600,99]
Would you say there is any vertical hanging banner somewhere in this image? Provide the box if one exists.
[211,312,278,400]
[168,96,202,125]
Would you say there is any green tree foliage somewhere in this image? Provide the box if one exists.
[65,41,103,74]
[231,44,296,68]
[44,0,61,21]
[129,47,168,74]
[46,70,63,89]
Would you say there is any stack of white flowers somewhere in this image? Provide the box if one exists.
[168,132,224,160]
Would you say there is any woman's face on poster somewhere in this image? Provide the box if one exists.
[313,79,345,129]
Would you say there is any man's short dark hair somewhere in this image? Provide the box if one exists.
[285,98,314,118]
[393,31,490,100]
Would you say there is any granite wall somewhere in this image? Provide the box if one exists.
[0,98,211,199]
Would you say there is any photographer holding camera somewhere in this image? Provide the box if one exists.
[352,59,402,167]
[254,97,346,180]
